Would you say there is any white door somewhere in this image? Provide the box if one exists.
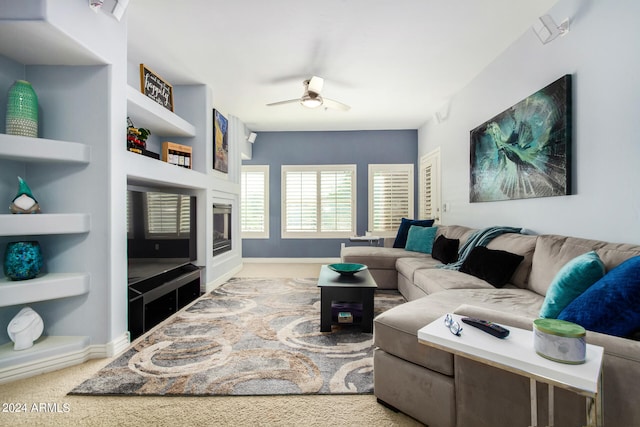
[419,148,441,223]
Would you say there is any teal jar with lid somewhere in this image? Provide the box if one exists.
[6,80,39,137]
[533,318,586,364]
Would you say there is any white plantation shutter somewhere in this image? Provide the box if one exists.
[369,164,414,234]
[144,192,191,238]
[282,165,356,238]
[421,162,433,219]
[241,165,269,238]
[321,170,354,232]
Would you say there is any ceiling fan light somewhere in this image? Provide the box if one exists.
[300,96,323,109]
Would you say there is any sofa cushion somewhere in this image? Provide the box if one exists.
[437,225,476,246]
[432,235,460,264]
[393,218,435,248]
[539,251,605,319]
[405,225,439,254]
[396,256,442,284]
[459,247,524,288]
[374,288,544,376]
[558,256,640,337]
[529,235,640,296]
[413,269,495,295]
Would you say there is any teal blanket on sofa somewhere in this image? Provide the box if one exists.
[440,226,522,270]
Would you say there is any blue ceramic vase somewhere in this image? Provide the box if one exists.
[5,80,38,137]
[3,241,43,281]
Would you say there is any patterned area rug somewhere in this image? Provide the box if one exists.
[70,277,405,396]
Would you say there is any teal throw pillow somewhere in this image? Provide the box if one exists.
[539,251,606,319]
[558,255,640,337]
[393,218,435,248]
[404,225,438,254]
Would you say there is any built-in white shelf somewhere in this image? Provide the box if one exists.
[124,150,207,189]
[0,133,91,164]
[127,85,196,137]
[0,214,90,236]
[0,273,90,308]
[0,1,107,66]
[0,336,91,381]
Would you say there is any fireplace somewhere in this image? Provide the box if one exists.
[213,204,232,256]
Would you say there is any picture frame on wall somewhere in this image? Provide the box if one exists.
[469,74,572,203]
[213,109,229,173]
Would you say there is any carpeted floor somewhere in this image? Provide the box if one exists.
[0,263,422,426]
[70,277,406,397]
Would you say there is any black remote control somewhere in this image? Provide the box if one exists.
[461,317,510,339]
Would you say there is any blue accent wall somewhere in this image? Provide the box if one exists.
[242,130,418,258]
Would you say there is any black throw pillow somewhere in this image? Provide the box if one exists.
[459,246,524,288]
[431,235,459,264]
[393,218,435,248]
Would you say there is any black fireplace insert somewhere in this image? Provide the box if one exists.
[213,204,232,256]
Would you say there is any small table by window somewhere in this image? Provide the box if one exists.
[348,235,381,246]
[417,314,604,427]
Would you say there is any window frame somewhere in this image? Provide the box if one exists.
[240,165,270,239]
[281,164,357,239]
[368,163,415,237]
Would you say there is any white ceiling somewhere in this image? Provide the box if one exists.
[126,0,558,132]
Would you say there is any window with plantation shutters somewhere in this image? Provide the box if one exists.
[368,164,414,235]
[241,165,269,238]
[143,192,191,239]
[282,165,356,238]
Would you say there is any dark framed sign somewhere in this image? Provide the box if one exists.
[213,109,228,173]
[139,64,174,112]
[469,74,572,202]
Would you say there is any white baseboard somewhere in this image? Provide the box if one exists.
[0,333,130,385]
[242,257,340,264]
[203,263,243,293]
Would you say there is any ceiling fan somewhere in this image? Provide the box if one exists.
[267,76,350,111]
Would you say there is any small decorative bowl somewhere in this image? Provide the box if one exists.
[328,263,367,276]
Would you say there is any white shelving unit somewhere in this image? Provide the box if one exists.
[0,134,91,164]
[0,2,107,384]
[0,214,90,235]
[0,273,90,307]
[127,85,196,137]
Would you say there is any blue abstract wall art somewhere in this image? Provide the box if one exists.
[469,75,572,202]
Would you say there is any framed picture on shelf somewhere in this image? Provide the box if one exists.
[213,109,228,173]
[469,74,572,203]
[139,64,174,112]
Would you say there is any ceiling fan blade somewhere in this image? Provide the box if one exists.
[322,98,350,111]
[308,76,324,95]
[266,99,299,107]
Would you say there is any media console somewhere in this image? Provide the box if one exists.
[128,261,203,339]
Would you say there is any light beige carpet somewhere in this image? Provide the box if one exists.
[0,263,422,426]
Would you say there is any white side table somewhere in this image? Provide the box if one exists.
[348,235,381,246]
[417,314,604,427]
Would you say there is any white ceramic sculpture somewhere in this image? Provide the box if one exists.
[7,307,44,351]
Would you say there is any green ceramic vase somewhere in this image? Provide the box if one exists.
[5,80,38,137]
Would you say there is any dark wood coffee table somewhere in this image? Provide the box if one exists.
[317,265,378,333]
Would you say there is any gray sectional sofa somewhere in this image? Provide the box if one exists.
[341,225,640,427]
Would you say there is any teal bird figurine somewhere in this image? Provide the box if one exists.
[9,176,40,214]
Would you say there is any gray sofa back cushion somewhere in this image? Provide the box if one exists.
[528,235,640,296]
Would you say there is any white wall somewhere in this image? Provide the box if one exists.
[419,0,640,244]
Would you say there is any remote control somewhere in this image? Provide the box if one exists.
[461,317,510,339]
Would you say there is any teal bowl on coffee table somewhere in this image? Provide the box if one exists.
[328,263,367,275]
